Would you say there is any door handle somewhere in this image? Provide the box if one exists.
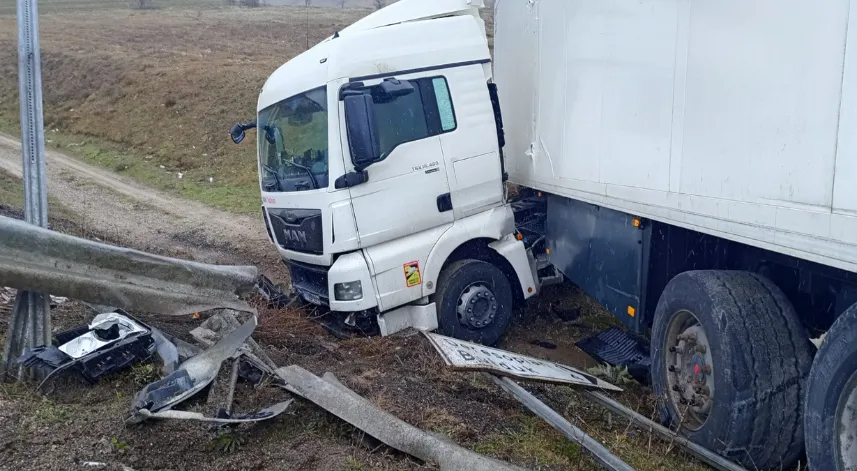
[437,193,453,213]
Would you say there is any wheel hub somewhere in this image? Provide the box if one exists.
[665,311,716,430]
[456,283,497,329]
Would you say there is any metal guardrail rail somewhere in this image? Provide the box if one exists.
[0,215,259,317]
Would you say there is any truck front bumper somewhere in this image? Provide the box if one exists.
[286,251,377,313]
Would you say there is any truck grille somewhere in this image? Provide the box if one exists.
[267,208,323,255]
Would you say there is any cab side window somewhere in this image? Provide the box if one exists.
[373,77,457,158]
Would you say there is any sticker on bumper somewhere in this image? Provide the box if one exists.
[404,261,422,287]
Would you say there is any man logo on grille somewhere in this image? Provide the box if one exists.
[282,229,308,245]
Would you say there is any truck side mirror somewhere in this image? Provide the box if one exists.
[344,94,381,169]
[230,123,246,144]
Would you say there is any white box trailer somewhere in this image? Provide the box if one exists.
[496,0,857,274]
[494,1,857,470]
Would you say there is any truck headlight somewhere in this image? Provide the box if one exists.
[334,281,363,301]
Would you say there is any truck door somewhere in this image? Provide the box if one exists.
[344,75,459,248]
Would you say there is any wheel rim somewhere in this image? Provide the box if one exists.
[664,309,715,431]
[455,282,498,329]
[836,372,857,470]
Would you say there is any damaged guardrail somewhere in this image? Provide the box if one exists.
[0,215,258,316]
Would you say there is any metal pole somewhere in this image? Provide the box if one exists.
[582,391,748,471]
[1,0,51,381]
[490,375,635,471]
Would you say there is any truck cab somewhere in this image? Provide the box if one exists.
[240,0,537,344]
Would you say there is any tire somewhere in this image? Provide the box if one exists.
[650,271,814,470]
[432,259,514,345]
[805,302,857,471]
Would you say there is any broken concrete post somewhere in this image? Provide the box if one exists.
[276,365,527,471]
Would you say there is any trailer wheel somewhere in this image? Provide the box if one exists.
[805,302,857,471]
[432,259,513,345]
[651,271,813,469]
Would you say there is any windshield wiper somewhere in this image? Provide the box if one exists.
[261,164,283,192]
[276,155,318,190]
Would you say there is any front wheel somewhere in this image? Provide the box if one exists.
[805,302,857,471]
[432,259,514,345]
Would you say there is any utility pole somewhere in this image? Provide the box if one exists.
[1,0,51,381]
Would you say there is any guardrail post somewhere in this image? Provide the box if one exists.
[1,0,50,381]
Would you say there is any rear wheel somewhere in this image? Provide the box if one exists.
[651,271,813,469]
[432,259,513,345]
[805,302,857,471]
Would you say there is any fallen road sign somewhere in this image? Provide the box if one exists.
[424,332,622,392]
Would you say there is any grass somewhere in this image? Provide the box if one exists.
[0,166,79,222]
[34,399,72,424]
[42,128,262,214]
[474,414,581,468]
[128,362,160,386]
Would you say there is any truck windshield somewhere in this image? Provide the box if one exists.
[257,87,329,192]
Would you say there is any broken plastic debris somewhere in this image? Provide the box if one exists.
[255,275,296,309]
[0,286,15,304]
[134,399,293,423]
[18,311,177,389]
[49,295,68,307]
[128,315,258,423]
[59,312,148,359]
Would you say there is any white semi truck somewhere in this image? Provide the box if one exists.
[230,0,857,469]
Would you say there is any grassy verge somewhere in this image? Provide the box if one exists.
[0,121,261,214]
[0,166,79,221]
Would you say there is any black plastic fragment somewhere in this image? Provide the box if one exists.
[575,327,651,384]
[133,369,196,412]
[19,310,159,389]
[551,305,581,322]
[76,334,156,384]
[18,346,71,371]
[256,275,295,309]
[529,340,558,350]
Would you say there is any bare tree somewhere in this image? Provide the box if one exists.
[373,0,385,10]
[305,0,311,6]
[339,0,345,8]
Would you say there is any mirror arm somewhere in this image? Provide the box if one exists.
[339,82,366,100]
[334,170,369,189]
